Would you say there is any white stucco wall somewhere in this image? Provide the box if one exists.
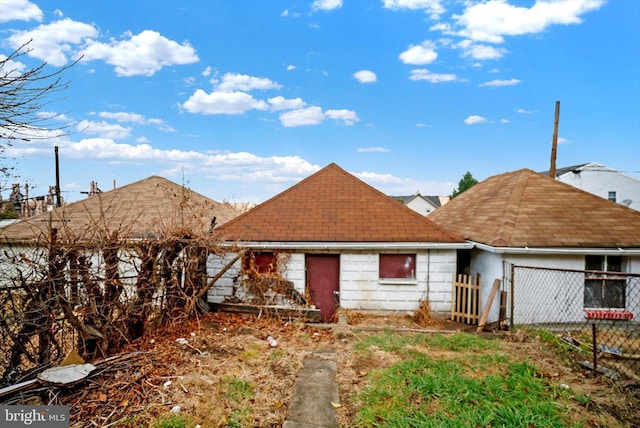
[207,249,458,316]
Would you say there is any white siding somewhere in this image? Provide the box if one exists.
[557,163,640,211]
[472,251,640,325]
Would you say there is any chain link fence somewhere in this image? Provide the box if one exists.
[506,263,640,380]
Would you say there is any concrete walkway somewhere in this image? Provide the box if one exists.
[283,347,340,428]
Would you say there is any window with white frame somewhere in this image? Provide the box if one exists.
[584,255,626,308]
[379,254,416,280]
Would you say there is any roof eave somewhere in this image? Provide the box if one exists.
[220,241,473,251]
[473,241,640,255]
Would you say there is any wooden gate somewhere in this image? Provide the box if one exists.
[451,273,481,325]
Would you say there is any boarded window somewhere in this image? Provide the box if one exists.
[243,251,277,276]
[379,254,416,279]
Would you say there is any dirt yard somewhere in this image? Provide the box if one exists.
[5,311,639,427]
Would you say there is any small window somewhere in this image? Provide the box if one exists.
[379,254,416,279]
[584,255,626,309]
[243,251,277,276]
[608,191,617,202]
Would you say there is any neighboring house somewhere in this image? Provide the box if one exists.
[0,176,240,245]
[210,163,470,322]
[544,162,640,211]
[429,168,640,325]
[0,175,241,293]
[395,192,442,215]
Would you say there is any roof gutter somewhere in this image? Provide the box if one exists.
[473,241,640,256]
[219,241,473,251]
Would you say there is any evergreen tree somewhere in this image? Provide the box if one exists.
[451,171,478,199]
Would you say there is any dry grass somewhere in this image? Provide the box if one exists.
[2,311,638,427]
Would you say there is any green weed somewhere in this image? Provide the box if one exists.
[354,332,581,428]
[221,377,253,402]
[150,413,195,428]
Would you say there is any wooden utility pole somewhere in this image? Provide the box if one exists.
[54,146,61,207]
[549,101,560,178]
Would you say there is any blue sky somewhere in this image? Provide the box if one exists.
[1,0,638,204]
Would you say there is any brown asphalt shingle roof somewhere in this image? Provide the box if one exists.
[0,176,240,245]
[428,168,640,248]
[215,163,464,243]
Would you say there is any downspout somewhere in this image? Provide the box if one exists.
[425,249,430,301]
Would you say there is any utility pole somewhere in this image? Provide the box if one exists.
[54,146,61,207]
[549,101,560,178]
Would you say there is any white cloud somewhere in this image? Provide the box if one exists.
[98,112,146,124]
[517,108,533,114]
[98,111,174,131]
[40,137,321,189]
[181,89,269,115]
[0,55,27,77]
[457,40,507,60]
[452,0,606,44]
[80,30,199,76]
[358,147,390,153]
[325,109,359,125]
[202,66,212,77]
[7,18,98,66]
[500,118,510,123]
[353,70,377,83]
[354,170,454,196]
[77,119,131,139]
[311,0,343,12]
[409,68,458,83]
[281,9,301,18]
[268,96,307,111]
[464,115,488,125]
[287,64,296,71]
[0,0,43,23]
[479,78,521,87]
[216,73,282,92]
[399,41,438,65]
[279,106,325,127]
[382,0,445,17]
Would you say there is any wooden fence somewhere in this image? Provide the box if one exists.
[451,273,481,325]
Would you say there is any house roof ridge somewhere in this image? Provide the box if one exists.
[494,170,529,245]
[216,162,465,243]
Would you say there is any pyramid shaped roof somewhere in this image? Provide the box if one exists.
[428,168,640,248]
[216,163,464,244]
[1,176,240,244]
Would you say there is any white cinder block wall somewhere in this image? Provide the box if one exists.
[207,249,458,316]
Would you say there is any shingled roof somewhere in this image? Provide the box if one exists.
[0,176,240,245]
[428,168,640,248]
[215,163,464,244]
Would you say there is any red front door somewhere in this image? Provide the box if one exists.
[306,254,340,322]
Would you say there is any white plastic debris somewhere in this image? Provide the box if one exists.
[163,380,172,389]
[176,338,188,345]
[170,405,181,413]
[267,336,278,348]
